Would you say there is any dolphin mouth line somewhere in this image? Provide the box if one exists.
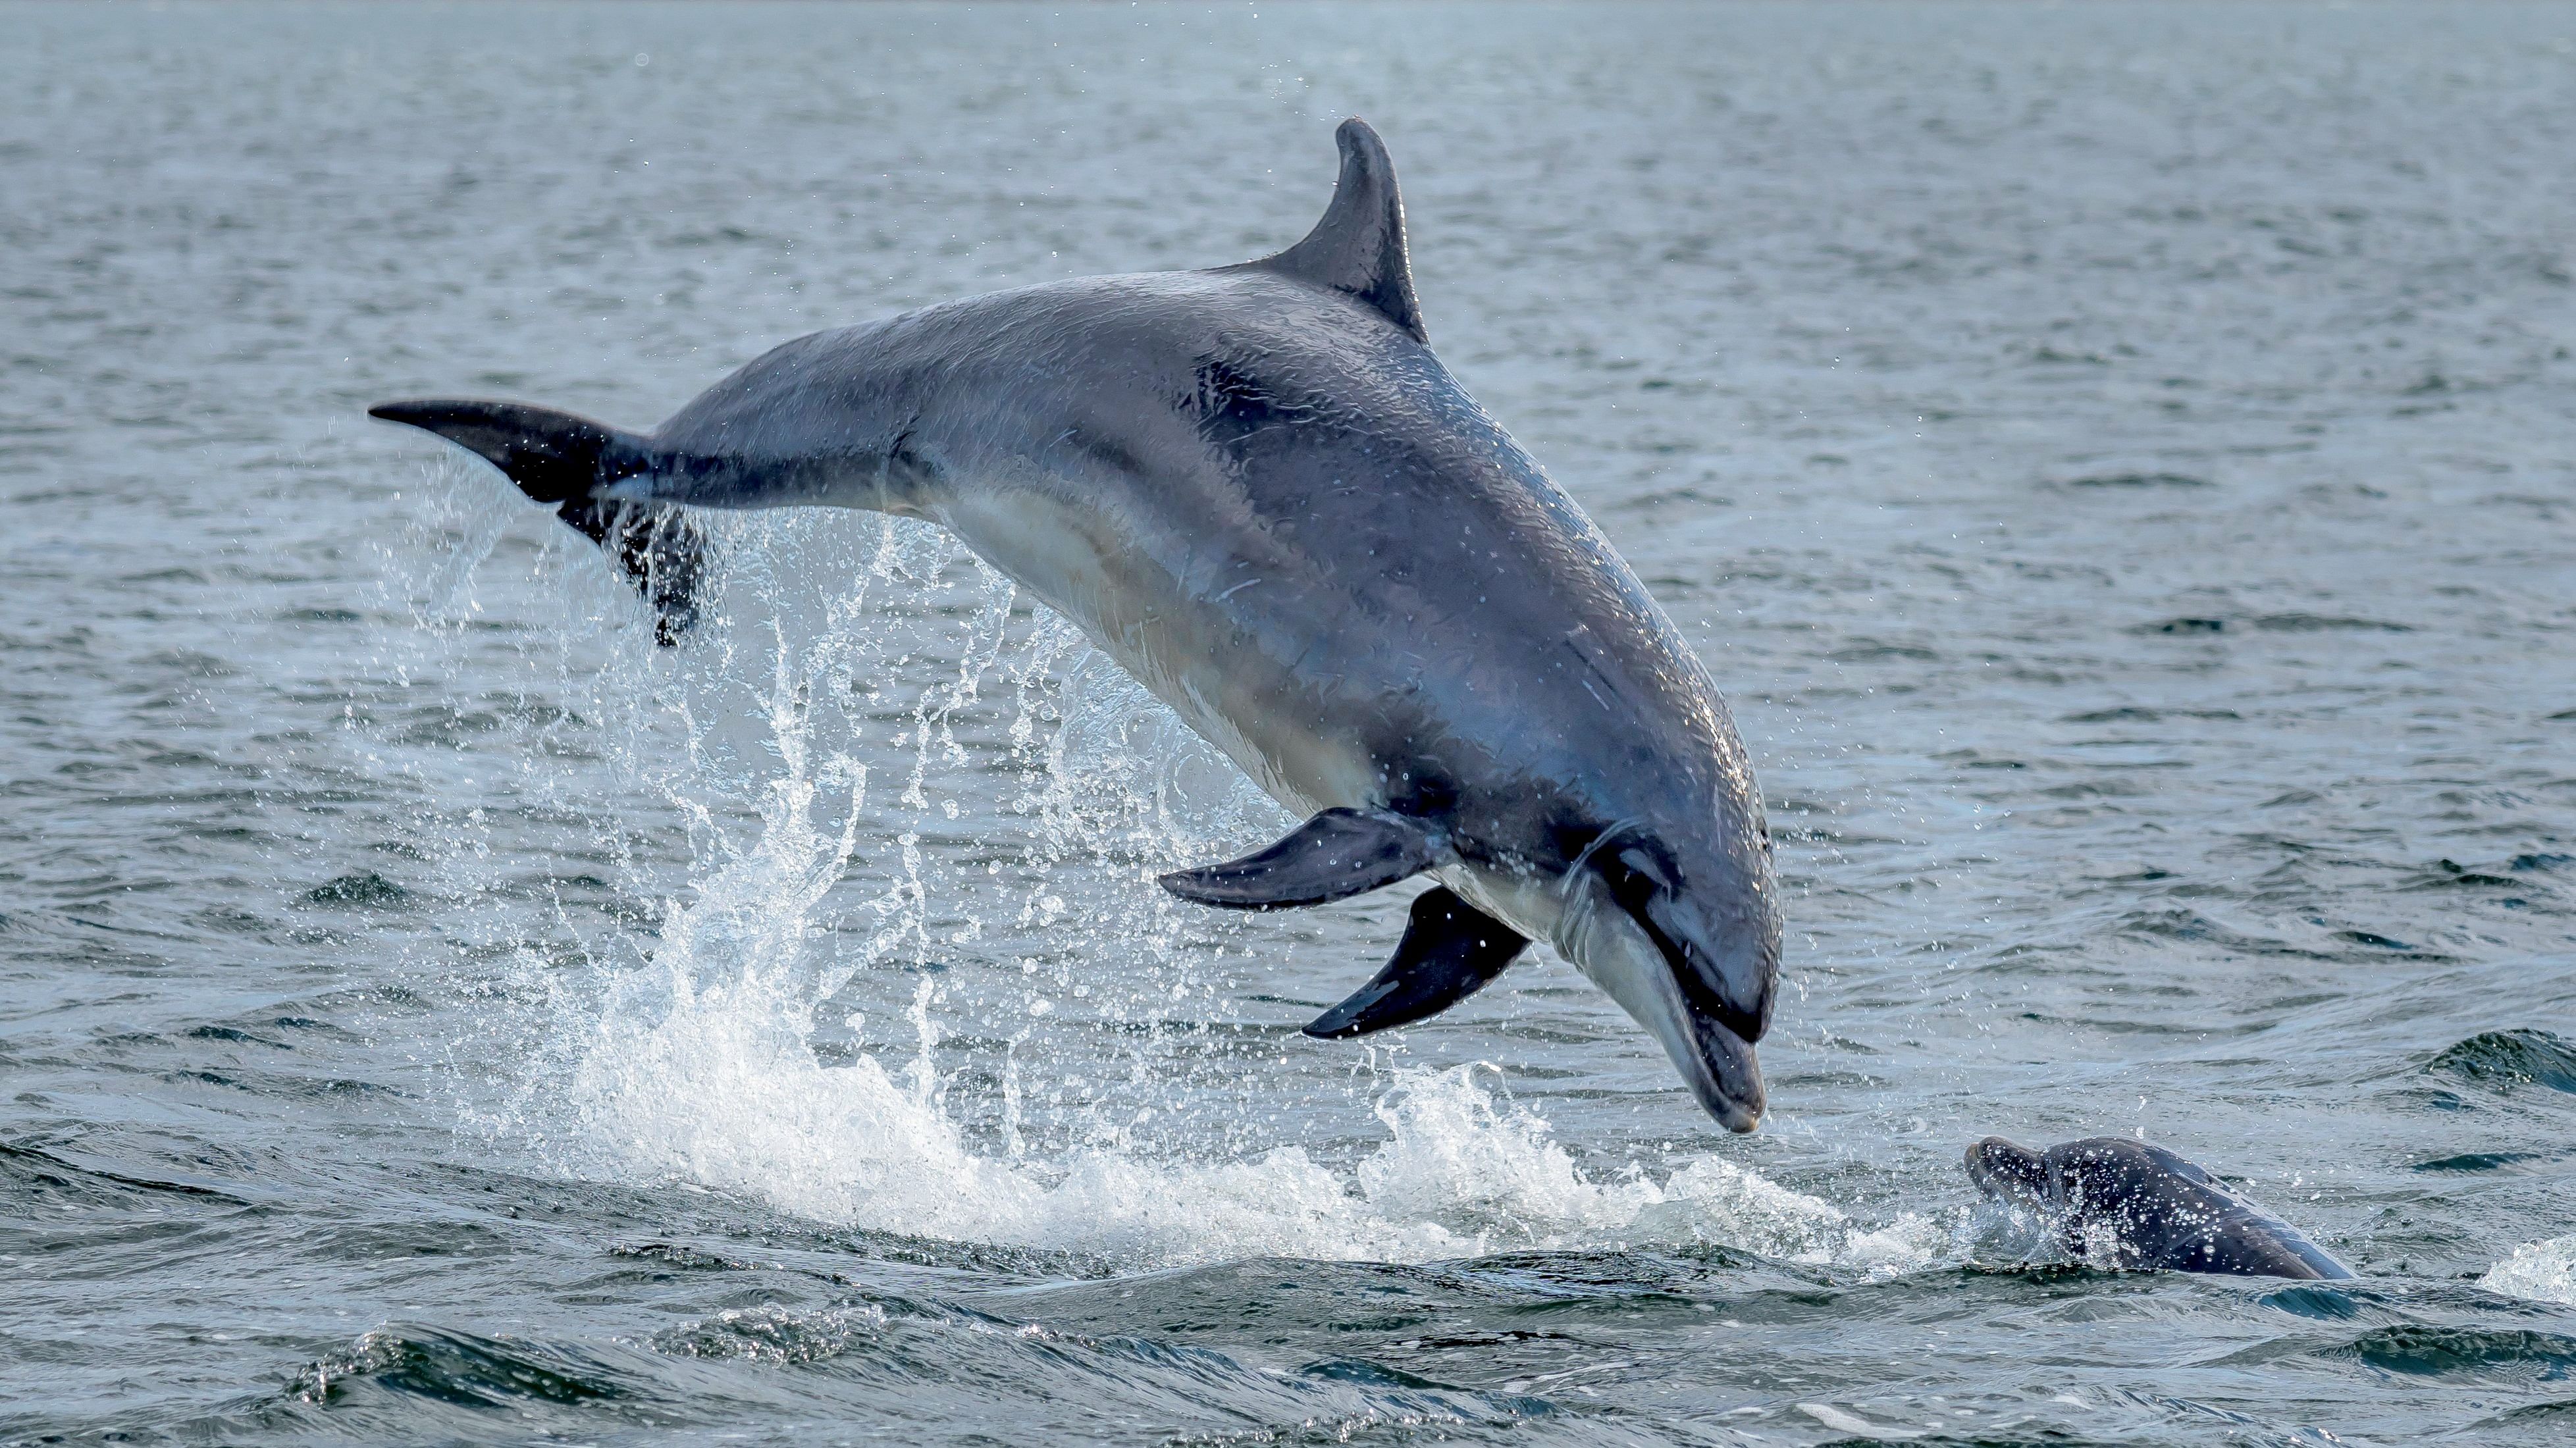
[1685,1001,1764,1133]
[1652,920,1766,1048]
[1548,852,1766,1131]
[1552,817,1766,1048]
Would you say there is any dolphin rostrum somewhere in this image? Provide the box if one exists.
[1968,1137,2354,1280]
[369,119,1783,1131]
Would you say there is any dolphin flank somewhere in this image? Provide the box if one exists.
[1968,1136,2354,1280]
[369,119,1784,1131]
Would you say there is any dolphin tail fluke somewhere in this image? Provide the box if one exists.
[367,399,637,503]
[550,497,707,646]
[369,399,706,645]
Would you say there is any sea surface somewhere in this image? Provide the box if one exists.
[5,3,2574,1443]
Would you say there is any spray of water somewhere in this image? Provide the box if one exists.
[384,468,1938,1272]
[2481,1236,2576,1306]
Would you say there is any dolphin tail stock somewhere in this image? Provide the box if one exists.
[369,399,707,645]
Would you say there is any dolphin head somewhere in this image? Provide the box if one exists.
[1549,810,1780,1133]
[1972,1137,2211,1221]
[1966,1137,2058,1212]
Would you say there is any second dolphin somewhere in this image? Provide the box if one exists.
[1969,1137,2353,1280]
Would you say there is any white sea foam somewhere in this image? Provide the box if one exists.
[444,509,1928,1275]
[571,964,1927,1270]
[2479,1235,2576,1306]
[554,702,1928,1268]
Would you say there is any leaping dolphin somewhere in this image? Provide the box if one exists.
[1968,1137,2354,1280]
[369,120,1783,1131]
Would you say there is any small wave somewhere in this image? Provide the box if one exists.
[2325,1324,2576,1382]
[2063,470,2207,488]
[2482,1237,2576,1307]
[607,1241,758,1272]
[2261,1284,2364,1320]
[2411,1151,2548,1174]
[2411,859,2523,890]
[1825,640,1939,663]
[656,1302,891,1365]
[302,871,412,908]
[1800,1401,1924,1438]
[287,1326,625,1409]
[0,1141,250,1210]
[2246,612,2412,633]
[2062,705,2241,723]
[644,1294,1552,1435]
[2427,1030,2576,1095]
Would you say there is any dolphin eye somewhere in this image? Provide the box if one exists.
[1610,844,1675,902]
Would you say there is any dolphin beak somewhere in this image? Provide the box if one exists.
[1617,956,1765,1131]
[1630,872,1776,1133]
[1966,1137,2051,1208]
[1554,871,1768,1132]
[1673,998,1766,1133]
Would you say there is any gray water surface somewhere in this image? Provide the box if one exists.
[5,3,2575,1443]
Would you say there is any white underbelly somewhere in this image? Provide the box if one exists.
[937,478,1584,960]
[1442,865,1567,960]
[932,482,1375,818]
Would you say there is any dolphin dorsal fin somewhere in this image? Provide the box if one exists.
[1251,118,1427,343]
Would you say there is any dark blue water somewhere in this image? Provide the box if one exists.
[4,3,2573,1443]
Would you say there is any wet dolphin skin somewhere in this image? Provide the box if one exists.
[1969,1137,2352,1280]
[369,120,1783,1131]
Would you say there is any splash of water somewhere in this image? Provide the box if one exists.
[573,960,1928,1267]
[398,484,1932,1273]
[2481,1236,2576,1306]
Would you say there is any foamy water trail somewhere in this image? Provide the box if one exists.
[517,523,1937,1267]
[576,1016,1939,1268]
[396,494,1935,1273]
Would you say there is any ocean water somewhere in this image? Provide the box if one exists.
[4,1,2574,1443]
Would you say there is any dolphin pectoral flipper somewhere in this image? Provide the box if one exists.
[1304,887,1527,1039]
[370,400,706,644]
[1157,808,1435,910]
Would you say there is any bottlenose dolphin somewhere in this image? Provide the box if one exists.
[1968,1137,2353,1280]
[368,119,1783,1130]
